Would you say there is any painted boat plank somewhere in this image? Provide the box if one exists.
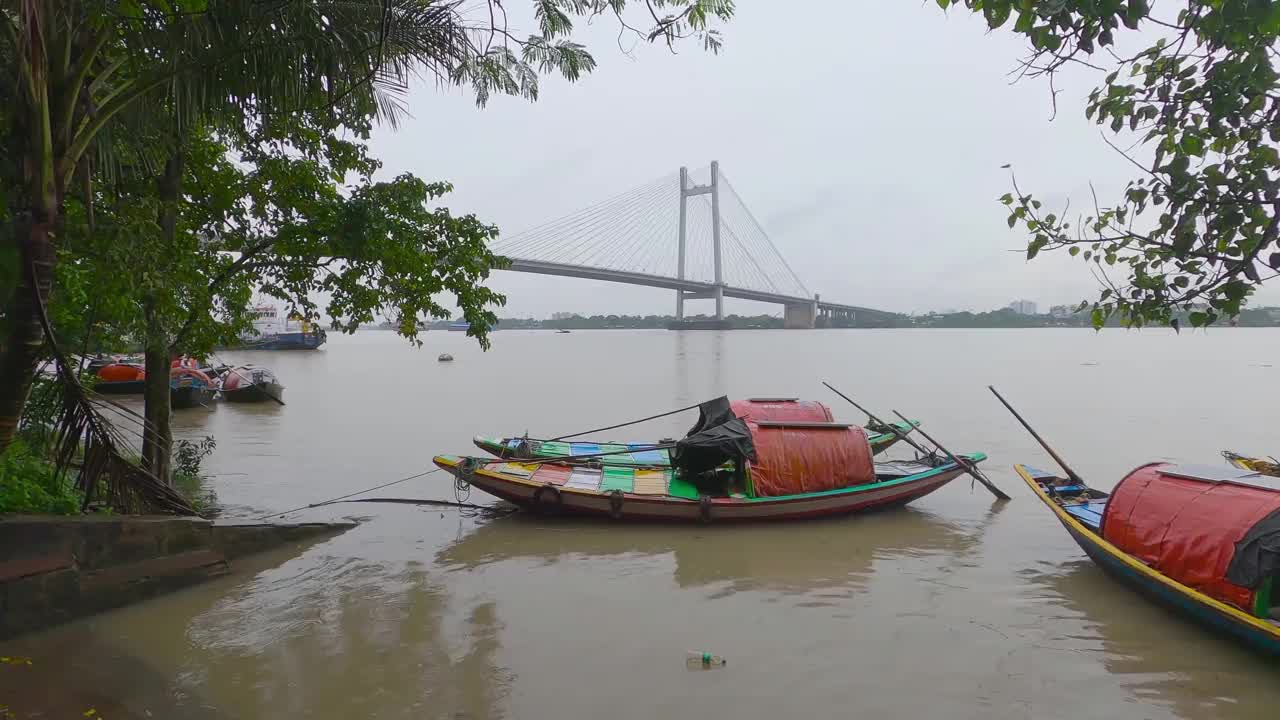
[599,466,635,492]
[599,444,631,466]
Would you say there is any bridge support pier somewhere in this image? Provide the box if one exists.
[784,300,817,329]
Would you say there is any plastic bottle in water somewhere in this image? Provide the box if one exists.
[686,651,726,667]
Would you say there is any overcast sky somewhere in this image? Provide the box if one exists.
[367,1,1280,318]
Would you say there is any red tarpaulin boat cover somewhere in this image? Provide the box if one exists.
[97,363,144,382]
[1102,462,1280,611]
[747,423,875,497]
[730,399,833,424]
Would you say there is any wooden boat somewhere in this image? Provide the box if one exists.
[474,423,917,466]
[1017,463,1280,657]
[169,366,217,409]
[988,386,1280,657]
[473,398,919,466]
[218,366,284,403]
[1224,450,1280,477]
[434,455,980,523]
[93,362,146,394]
[435,397,984,523]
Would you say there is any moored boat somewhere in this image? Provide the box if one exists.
[94,362,146,394]
[1224,450,1280,477]
[474,398,919,465]
[992,387,1280,657]
[1016,462,1280,657]
[170,366,217,409]
[219,366,285,403]
[434,397,984,523]
[233,303,326,350]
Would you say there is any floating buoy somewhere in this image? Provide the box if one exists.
[438,353,454,362]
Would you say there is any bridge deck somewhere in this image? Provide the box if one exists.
[505,259,892,318]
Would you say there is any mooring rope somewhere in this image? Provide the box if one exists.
[256,468,445,520]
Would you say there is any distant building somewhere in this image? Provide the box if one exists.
[551,312,581,320]
[1007,299,1038,315]
[1049,304,1074,319]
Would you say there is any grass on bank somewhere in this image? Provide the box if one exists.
[0,375,218,515]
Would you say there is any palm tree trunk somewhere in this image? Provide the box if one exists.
[0,213,58,453]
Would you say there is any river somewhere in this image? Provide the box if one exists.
[4,328,1279,719]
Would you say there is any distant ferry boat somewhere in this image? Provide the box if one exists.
[448,320,497,332]
[238,303,326,350]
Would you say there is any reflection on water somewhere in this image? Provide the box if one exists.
[1028,560,1280,719]
[6,329,1280,719]
[439,507,981,599]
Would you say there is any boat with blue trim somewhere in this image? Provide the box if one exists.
[234,303,326,350]
[991,386,1280,658]
[473,398,919,465]
[1016,463,1280,657]
[435,397,984,523]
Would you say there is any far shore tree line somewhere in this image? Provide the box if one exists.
[2,0,1279,515]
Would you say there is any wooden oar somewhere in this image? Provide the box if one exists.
[891,409,1010,501]
[988,385,1082,484]
[822,382,936,460]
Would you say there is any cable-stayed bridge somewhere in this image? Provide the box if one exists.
[489,162,896,328]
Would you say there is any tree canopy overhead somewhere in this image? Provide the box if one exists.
[939,0,1280,328]
[0,0,736,507]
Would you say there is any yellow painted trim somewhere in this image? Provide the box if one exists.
[1015,464,1280,637]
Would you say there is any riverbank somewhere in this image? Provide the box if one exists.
[0,514,355,639]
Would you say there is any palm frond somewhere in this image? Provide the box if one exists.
[23,246,196,516]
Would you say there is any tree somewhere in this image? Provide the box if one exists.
[1,0,735,460]
[940,0,1280,328]
[75,120,508,482]
[2,0,734,500]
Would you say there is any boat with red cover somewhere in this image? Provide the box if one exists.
[992,386,1280,657]
[218,365,284,403]
[1018,462,1280,656]
[473,398,918,466]
[170,364,217,409]
[434,397,984,523]
[94,362,146,394]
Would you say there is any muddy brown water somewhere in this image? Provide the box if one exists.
[3,328,1279,719]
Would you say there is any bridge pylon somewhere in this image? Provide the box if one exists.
[676,161,724,320]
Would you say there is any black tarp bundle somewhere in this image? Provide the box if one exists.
[673,397,756,475]
[1227,507,1280,589]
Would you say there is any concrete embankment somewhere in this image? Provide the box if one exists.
[0,515,355,639]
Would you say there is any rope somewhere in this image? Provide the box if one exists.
[471,443,679,467]
[318,497,515,515]
[549,401,704,441]
[255,468,442,520]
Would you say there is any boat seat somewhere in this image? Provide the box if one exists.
[1063,501,1106,531]
[1051,485,1086,494]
